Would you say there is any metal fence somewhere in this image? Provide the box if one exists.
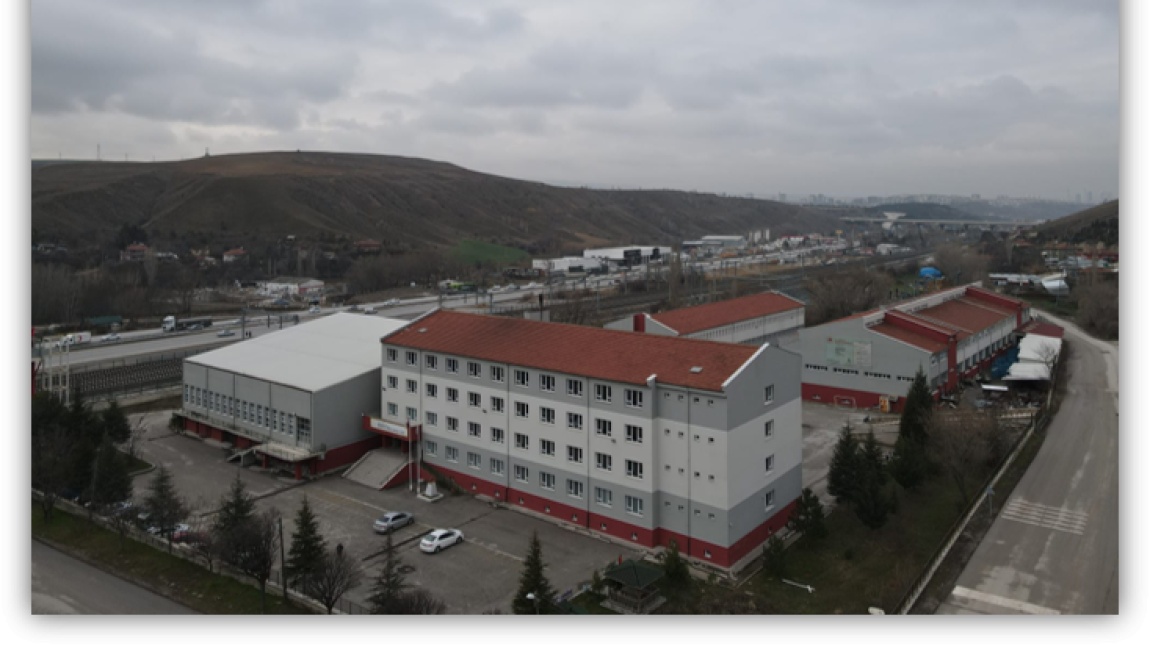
[36,344,226,402]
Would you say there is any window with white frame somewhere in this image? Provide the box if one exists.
[515,433,529,449]
[387,375,398,389]
[446,387,459,403]
[446,416,458,432]
[624,389,644,408]
[425,440,437,456]
[595,487,612,507]
[625,495,644,517]
[426,383,437,398]
[426,354,438,370]
[625,424,643,443]
[595,418,612,437]
[765,489,775,509]
[567,379,583,397]
[540,374,556,392]
[567,446,583,463]
[467,452,481,469]
[405,351,417,366]
[445,446,458,462]
[765,384,774,404]
[468,392,481,407]
[540,472,556,490]
[491,366,505,383]
[567,412,584,430]
[490,458,505,475]
[406,407,418,421]
[426,411,438,427]
[406,379,417,393]
[595,384,612,403]
[765,419,774,439]
[567,480,584,498]
[468,422,482,438]
[514,369,529,386]
[468,361,481,378]
[540,439,555,456]
[386,348,397,362]
[491,427,505,444]
[514,465,529,482]
[515,402,529,418]
[540,407,555,424]
[765,454,775,472]
[491,396,504,413]
[595,453,612,471]
[625,460,643,479]
[446,358,459,373]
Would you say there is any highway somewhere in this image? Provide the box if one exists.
[936,312,1118,615]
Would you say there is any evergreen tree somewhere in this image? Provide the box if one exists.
[787,488,828,542]
[512,531,558,614]
[368,530,407,614]
[852,470,891,529]
[286,496,328,590]
[763,535,788,577]
[827,427,861,505]
[660,540,691,588]
[861,430,887,487]
[214,472,256,537]
[89,437,133,512]
[890,433,929,490]
[144,465,187,552]
[99,401,132,444]
[891,368,935,490]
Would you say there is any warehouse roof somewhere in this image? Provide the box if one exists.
[912,297,1014,337]
[187,313,409,392]
[869,322,948,353]
[650,291,804,335]
[382,310,758,392]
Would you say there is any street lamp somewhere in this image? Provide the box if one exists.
[525,592,539,615]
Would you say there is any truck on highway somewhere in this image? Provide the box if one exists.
[162,315,214,332]
[51,331,92,349]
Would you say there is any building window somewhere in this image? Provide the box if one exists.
[595,418,612,437]
[491,366,505,383]
[426,411,438,427]
[765,384,775,404]
[405,351,417,366]
[183,385,190,403]
[540,374,556,392]
[567,379,583,397]
[540,439,555,456]
[625,495,644,517]
[625,460,644,479]
[447,388,459,403]
[387,375,398,389]
[540,472,556,490]
[297,417,311,443]
[567,412,584,430]
[491,427,505,443]
[490,458,505,476]
[766,454,775,472]
[468,422,482,438]
[426,354,438,370]
[425,440,437,457]
[446,358,459,373]
[515,402,529,418]
[595,384,612,403]
[567,480,584,499]
[491,396,504,413]
[624,389,644,408]
[446,416,458,432]
[406,407,417,421]
[514,369,529,386]
[257,407,264,426]
[625,424,643,444]
[468,392,481,407]
[445,446,458,463]
[386,348,398,362]
[595,487,612,507]
[515,433,529,450]
[595,453,612,471]
[406,379,417,393]
[765,489,776,509]
[567,446,583,463]
[468,361,481,378]
[467,452,481,469]
[540,407,555,424]
[426,383,437,398]
[765,419,774,438]
[514,465,529,483]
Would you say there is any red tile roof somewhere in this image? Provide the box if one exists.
[650,291,805,335]
[912,298,1013,336]
[869,322,948,353]
[382,310,758,392]
[1021,320,1065,338]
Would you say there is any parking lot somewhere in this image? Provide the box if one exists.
[128,410,642,613]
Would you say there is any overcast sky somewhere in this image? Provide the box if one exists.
[29,0,1119,200]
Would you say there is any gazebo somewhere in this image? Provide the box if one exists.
[601,559,666,614]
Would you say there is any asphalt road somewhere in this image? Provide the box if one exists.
[31,540,196,615]
[936,313,1119,615]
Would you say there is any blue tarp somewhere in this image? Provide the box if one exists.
[919,267,943,280]
[991,346,1020,380]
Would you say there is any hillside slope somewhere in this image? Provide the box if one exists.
[31,151,839,255]
[1034,200,1119,246]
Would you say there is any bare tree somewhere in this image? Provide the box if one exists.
[804,269,894,326]
[1036,339,1063,383]
[306,546,365,614]
[929,411,998,506]
[932,243,990,286]
[228,509,282,613]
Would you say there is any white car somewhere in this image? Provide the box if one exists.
[488,286,503,294]
[525,282,539,289]
[419,528,464,554]
[363,306,377,315]
[383,298,401,307]
[100,333,121,342]
[308,306,321,314]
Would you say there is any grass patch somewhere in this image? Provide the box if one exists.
[565,591,616,615]
[32,506,313,615]
[452,240,528,266]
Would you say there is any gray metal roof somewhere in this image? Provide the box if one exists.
[186,313,409,392]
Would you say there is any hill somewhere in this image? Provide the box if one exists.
[863,202,988,221]
[1034,200,1119,246]
[31,151,840,257]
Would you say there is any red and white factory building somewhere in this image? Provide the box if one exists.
[378,309,802,572]
[798,284,1032,411]
[605,290,805,347]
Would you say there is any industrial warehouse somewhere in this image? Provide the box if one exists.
[605,290,805,346]
[376,309,802,571]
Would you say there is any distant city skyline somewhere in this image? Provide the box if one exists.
[31,1,1118,201]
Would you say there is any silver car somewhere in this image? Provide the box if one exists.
[373,511,414,534]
